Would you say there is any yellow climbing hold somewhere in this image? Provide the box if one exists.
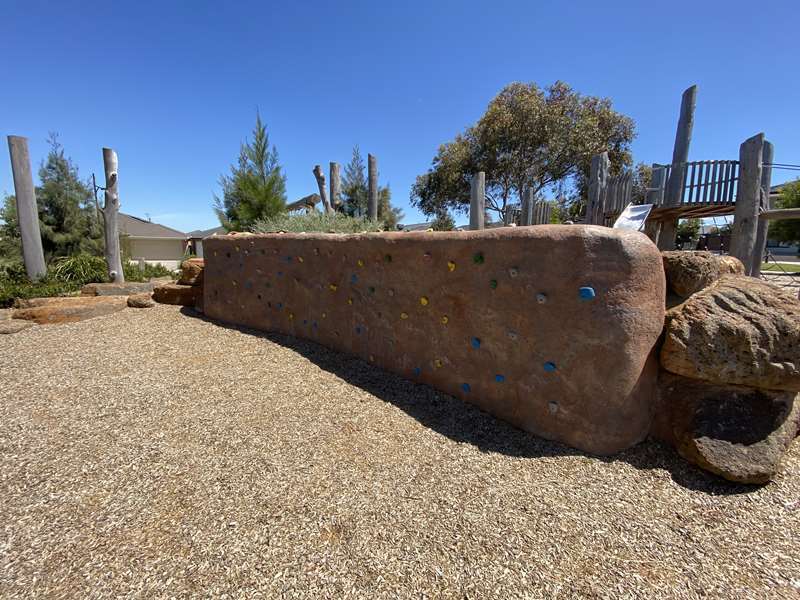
[419,296,429,306]
[347,297,353,305]
[357,259,364,267]
[447,261,456,272]
[329,283,338,291]
[322,312,327,319]
[400,312,409,320]
[298,256,304,263]
[434,359,443,368]
[441,315,449,324]
[288,313,294,320]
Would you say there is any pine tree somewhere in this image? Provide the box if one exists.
[341,145,368,217]
[214,112,287,231]
[377,184,404,230]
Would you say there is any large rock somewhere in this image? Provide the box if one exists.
[81,282,155,296]
[153,283,200,306]
[654,372,800,484]
[0,319,36,334]
[12,296,127,325]
[661,276,800,391]
[127,292,155,308]
[178,258,205,286]
[662,251,745,298]
[203,226,666,455]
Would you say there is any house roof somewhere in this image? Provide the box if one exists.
[187,225,226,238]
[119,213,186,239]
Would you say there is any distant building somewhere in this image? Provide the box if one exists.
[119,213,188,269]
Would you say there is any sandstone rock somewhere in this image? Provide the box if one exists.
[662,251,745,298]
[127,292,155,308]
[12,296,127,325]
[0,308,13,321]
[153,283,200,306]
[178,258,205,286]
[0,319,36,334]
[654,372,800,484]
[81,282,155,296]
[202,226,666,455]
[661,276,800,391]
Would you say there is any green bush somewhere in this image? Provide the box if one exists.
[123,261,176,282]
[50,254,108,285]
[0,259,27,284]
[253,212,385,234]
[0,278,81,308]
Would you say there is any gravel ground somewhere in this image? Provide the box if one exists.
[1,305,799,598]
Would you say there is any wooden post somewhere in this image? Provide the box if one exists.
[469,172,485,230]
[644,163,666,242]
[586,152,609,225]
[312,165,333,214]
[101,148,125,283]
[522,188,534,226]
[729,133,765,269]
[750,140,774,277]
[367,154,378,221]
[7,136,46,280]
[658,85,698,250]
[329,162,341,210]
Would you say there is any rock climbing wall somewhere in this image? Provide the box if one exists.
[203,226,665,455]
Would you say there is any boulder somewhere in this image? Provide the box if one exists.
[0,308,13,321]
[662,251,745,298]
[0,319,36,334]
[81,282,155,296]
[153,283,200,306]
[127,292,155,308]
[12,296,127,325]
[654,372,800,484]
[661,276,800,391]
[178,258,205,286]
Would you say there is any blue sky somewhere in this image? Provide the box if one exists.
[2,0,799,232]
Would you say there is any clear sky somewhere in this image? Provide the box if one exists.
[2,0,799,232]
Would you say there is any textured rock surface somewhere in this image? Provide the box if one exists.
[662,251,745,298]
[178,258,205,286]
[0,319,36,334]
[654,373,800,484]
[203,226,666,455]
[127,292,155,308]
[153,283,201,306]
[12,296,127,325]
[661,276,800,391]
[81,282,155,296]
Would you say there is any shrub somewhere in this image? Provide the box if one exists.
[0,278,81,308]
[0,259,27,284]
[123,261,176,282]
[253,212,385,234]
[50,254,108,285]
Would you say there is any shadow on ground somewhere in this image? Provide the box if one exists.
[180,307,759,496]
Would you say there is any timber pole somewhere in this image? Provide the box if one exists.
[7,136,46,280]
[329,162,341,211]
[729,133,765,270]
[102,148,125,283]
[312,165,333,214]
[586,152,609,225]
[367,154,378,221]
[658,85,698,250]
[750,139,774,277]
[522,188,534,226]
[469,172,485,230]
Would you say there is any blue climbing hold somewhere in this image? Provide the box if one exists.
[471,337,481,349]
[355,326,362,334]
[495,374,505,383]
[579,286,596,300]
[544,361,557,372]
[312,321,318,328]
[351,274,358,283]
[413,367,422,376]
[462,383,471,393]
[277,302,283,309]
[277,271,283,277]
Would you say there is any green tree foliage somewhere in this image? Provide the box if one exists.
[430,211,455,231]
[214,112,287,231]
[769,180,800,244]
[341,146,368,217]
[0,195,22,266]
[378,185,404,230]
[631,163,653,204]
[36,134,104,260]
[676,218,701,243]
[411,81,635,222]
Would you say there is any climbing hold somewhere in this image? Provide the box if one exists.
[347,297,353,305]
[303,319,307,325]
[314,248,320,255]
[423,252,432,261]
[213,251,218,257]
[489,279,498,289]
[471,337,481,349]
[400,312,409,320]
[369,354,374,362]
[277,302,283,309]
[355,326,362,334]
[508,267,518,278]
[434,359,443,368]
[536,293,547,304]
[231,280,238,287]
[388,289,395,297]
[462,383,471,393]
[384,254,392,263]
[447,261,456,272]
[495,374,505,383]
[357,259,364,267]
[312,321,318,328]
[277,271,283,277]
[245,281,253,289]
[368,286,376,294]
[286,256,292,262]
[288,312,294,320]
[473,252,484,264]
[351,274,358,283]
[544,361,557,372]
[413,367,422,376]
[441,315,449,325]
[329,283,338,291]
[579,286,596,300]
[507,330,518,341]
[298,256,304,263]
[321,312,327,319]
[235,246,240,252]
[548,401,559,414]
[419,296,429,306]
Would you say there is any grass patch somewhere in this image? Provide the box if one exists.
[762,262,800,273]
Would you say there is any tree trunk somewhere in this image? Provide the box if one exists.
[102,148,125,283]
[729,133,765,271]
[367,154,378,221]
[329,162,341,210]
[7,136,46,280]
[586,152,609,225]
[313,165,333,214]
[469,172,485,230]
[750,139,774,277]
